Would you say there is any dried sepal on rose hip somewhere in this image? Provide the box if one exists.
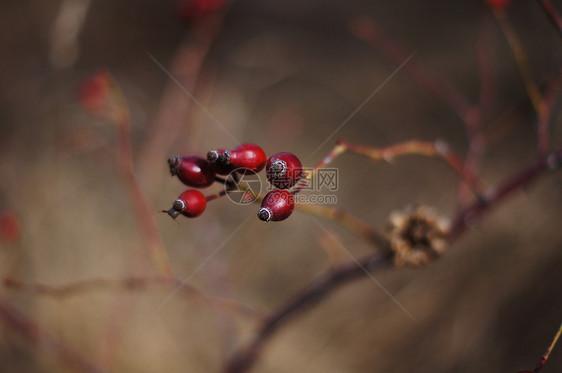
[166,189,207,219]
[266,152,304,189]
[387,205,450,267]
[257,189,295,222]
[168,155,216,188]
[208,143,267,174]
[207,149,234,175]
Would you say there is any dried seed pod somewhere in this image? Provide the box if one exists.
[387,205,450,267]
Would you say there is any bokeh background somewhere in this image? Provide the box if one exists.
[1,0,561,372]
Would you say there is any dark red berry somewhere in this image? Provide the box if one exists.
[216,143,267,174]
[266,152,303,189]
[166,189,207,219]
[257,190,295,222]
[207,149,234,175]
[168,155,215,188]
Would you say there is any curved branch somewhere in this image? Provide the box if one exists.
[225,252,393,373]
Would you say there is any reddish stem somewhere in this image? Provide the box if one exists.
[448,146,562,239]
[535,0,562,38]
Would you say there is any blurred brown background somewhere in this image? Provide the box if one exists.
[0,0,561,372]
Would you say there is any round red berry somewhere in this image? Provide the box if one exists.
[217,143,267,174]
[168,155,215,188]
[266,152,303,189]
[166,189,207,219]
[257,190,295,222]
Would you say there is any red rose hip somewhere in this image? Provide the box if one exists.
[257,189,295,222]
[266,152,303,189]
[166,189,207,219]
[168,155,215,188]
[213,143,267,174]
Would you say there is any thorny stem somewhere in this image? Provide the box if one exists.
[3,276,261,319]
[224,145,562,373]
[0,298,107,373]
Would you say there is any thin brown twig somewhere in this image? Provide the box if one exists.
[477,13,498,121]
[533,323,562,372]
[346,139,486,196]
[537,84,559,156]
[449,146,562,239]
[350,16,489,206]
[458,13,497,206]
[107,77,174,276]
[3,276,262,319]
[350,16,475,127]
[296,204,389,252]
[492,8,543,114]
[224,145,562,373]
[0,297,107,373]
[294,139,484,196]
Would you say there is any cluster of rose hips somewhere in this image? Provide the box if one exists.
[165,143,304,222]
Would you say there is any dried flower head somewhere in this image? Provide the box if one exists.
[387,205,450,267]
